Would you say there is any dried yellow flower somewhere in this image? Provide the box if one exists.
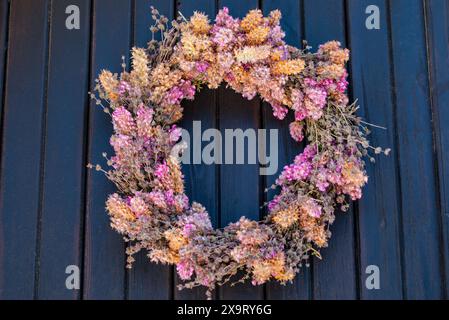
[246,26,270,45]
[272,59,305,75]
[164,228,188,251]
[241,9,264,32]
[130,47,149,87]
[342,161,368,187]
[316,64,346,79]
[180,32,212,60]
[99,70,119,100]
[268,10,282,25]
[272,206,299,229]
[270,49,283,62]
[235,45,271,64]
[274,268,295,282]
[329,48,350,65]
[149,248,180,264]
[106,194,136,222]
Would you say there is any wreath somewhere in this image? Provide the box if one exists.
[89,7,389,298]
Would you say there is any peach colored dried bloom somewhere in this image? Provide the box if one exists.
[164,228,188,252]
[235,45,271,64]
[241,9,264,32]
[251,254,287,285]
[179,32,212,60]
[246,26,270,45]
[130,196,150,217]
[189,12,211,34]
[316,64,346,79]
[99,70,118,100]
[106,194,135,220]
[150,248,180,265]
[268,9,282,25]
[272,206,299,229]
[272,59,305,75]
[274,268,295,282]
[130,47,150,87]
[318,40,342,53]
[329,48,350,65]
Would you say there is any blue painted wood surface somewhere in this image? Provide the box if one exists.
[0,0,448,300]
[84,0,131,300]
[347,0,403,300]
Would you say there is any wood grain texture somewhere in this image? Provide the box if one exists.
[83,0,131,300]
[37,0,91,299]
[346,0,403,299]
[389,0,443,299]
[303,0,358,300]
[425,0,449,298]
[0,0,49,299]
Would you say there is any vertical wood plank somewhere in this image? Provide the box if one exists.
[0,0,9,128]
[0,0,49,299]
[346,0,403,299]
[217,0,264,300]
[84,0,131,299]
[389,0,443,299]
[425,0,449,298]
[303,0,358,300]
[37,0,91,299]
[126,0,174,300]
[175,0,218,300]
[262,0,312,300]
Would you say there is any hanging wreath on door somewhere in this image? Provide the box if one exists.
[89,7,389,298]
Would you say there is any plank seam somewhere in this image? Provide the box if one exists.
[422,0,448,299]
[386,0,407,300]
[83,0,97,299]
[79,0,95,301]
[0,0,12,201]
[343,0,361,300]
[34,0,53,300]
[124,0,136,301]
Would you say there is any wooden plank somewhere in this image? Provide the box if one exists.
[175,0,218,300]
[37,0,91,299]
[0,0,9,129]
[346,0,403,299]
[425,0,449,298]
[0,0,49,299]
[262,0,312,300]
[83,0,131,300]
[126,0,174,300]
[389,0,443,299]
[303,0,358,300]
[217,0,263,300]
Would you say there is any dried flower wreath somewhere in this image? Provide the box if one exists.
[89,7,389,298]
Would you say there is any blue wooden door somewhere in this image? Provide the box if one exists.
[0,0,448,300]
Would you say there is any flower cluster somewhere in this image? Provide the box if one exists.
[90,7,387,299]
[173,8,350,144]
